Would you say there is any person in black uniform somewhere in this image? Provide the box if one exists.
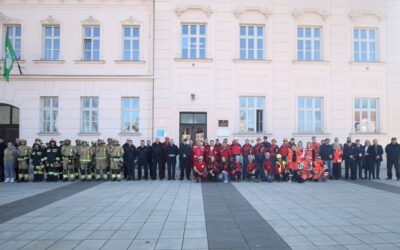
[137,140,149,180]
[151,137,164,180]
[368,139,384,179]
[179,138,192,180]
[122,139,129,179]
[0,138,6,182]
[385,137,400,181]
[354,139,365,179]
[123,139,136,181]
[146,140,153,179]
[31,143,45,182]
[343,137,357,180]
[44,139,61,182]
[165,139,179,180]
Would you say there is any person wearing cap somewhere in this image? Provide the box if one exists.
[89,141,97,179]
[31,143,45,182]
[241,139,253,180]
[279,138,290,161]
[252,137,266,181]
[385,137,400,181]
[367,139,383,180]
[122,139,130,179]
[274,154,286,182]
[44,139,61,182]
[110,139,124,181]
[17,139,32,182]
[74,139,83,180]
[165,139,179,180]
[123,139,137,181]
[151,137,164,180]
[94,139,109,180]
[79,141,93,181]
[61,139,76,181]
[179,138,192,180]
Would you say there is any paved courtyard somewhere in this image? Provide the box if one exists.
[0,178,400,250]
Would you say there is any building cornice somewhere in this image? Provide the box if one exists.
[349,10,384,22]
[2,74,153,81]
[292,8,330,21]
[175,4,213,17]
[40,15,61,25]
[0,11,21,24]
[233,7,272,20]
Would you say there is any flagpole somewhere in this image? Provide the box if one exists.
[14,56,23,75]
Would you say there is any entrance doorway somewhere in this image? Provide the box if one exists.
[179,112,207,145]
[0,104,19,143]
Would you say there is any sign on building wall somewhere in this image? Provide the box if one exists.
[218,120,229,127]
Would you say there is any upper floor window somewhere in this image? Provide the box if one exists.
[81,97,99,133]
[5,25,21,59]
[41,97,58,133]
[354,29,377,62]
[43,26,60,60]
[297,27,321,61]
[122,97,139,133]
[123,26,140,61]
[181,24,206,59]
[240,25,264,60]
[354,98,378,133]
[298,97,323,133]
[239,96,265,133]
[83,26,100,60]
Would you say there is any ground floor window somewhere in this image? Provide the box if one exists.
[239,96,265,133]
[122,97,139,133]
[354,98,378,133]
[81,97,98,133]
[298,97,323,133]
[41,97,58,133]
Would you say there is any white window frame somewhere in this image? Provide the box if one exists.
[354,98,379,133]
[121,97,140,133]
[42,25,60,60]
[4,24,22,59]
[81,97,99,133]
[297,27,322,61]
[239,96,265,133]
[40,97,58,133]
[297,97,323,133]
[353,28,377,63]
[181,23,207,59]
[122,26,140,61]
[83,26,100,61]
[239,24,265,60]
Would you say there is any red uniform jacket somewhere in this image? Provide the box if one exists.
[220,148,231,162]
[231,143,241,156]
[214,144,222,162]
[312,142,321,158]
[252,143,266,157]
[194,161,207,177]
[192,145,205,164]
[268,145,279,158]
[204,144,211,162]
[208,161,220,176]
[279,144,291,157]
[248,161,256,174]
[263,159,273,174]
[333,149,343,164]
[304,148,314,160]
[232,161,242,175]
[241,143,253,156]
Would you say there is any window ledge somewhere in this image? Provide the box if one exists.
[292,60,330,65]
[0,60,26,64]
[77,132,101,136]
[349,61,386,66]
[119,132,142,137]
[37,132,60,136]
[33,60,66,64]
[233,132,274,137]
[114,60,145,64]
[173,58,213,63]
[292,132,331,137]
[349,132,386,136]
[74,60,106,64]
[233,59,272,64]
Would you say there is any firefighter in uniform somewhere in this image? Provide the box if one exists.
[89,140,97,180]
[17,139,32,182]
[78,141,92,181]
[31,143,45,182]
[110,139,124,181]
[95,139,109,180]
[61,139,76,181]
[74,139,82,180]
[44,139,61,181]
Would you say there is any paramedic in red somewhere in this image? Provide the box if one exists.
[220,142,231,164]
[268,139,279,171]
[241,139,253,180]
[279,138,291,161]
[192,139,205,165]
[214,139,222,162]
[230,139,241,162]
[252,137,266,181]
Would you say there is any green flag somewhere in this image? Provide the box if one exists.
[3,32,16,82]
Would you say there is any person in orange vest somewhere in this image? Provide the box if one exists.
[241,139,253,180]
[287,144,302,182]
[275,154,286,181]
[193,156,207,183]
[332,144,343,180]
[231,156,242,181]
[247,155,256,181]
[263,152,274,182]
[311,136,321,159]
[312,156,327,181]
[207,156,220,182]
[303,142,314,161]
[299,156,313,182]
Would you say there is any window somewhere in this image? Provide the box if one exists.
[180,113,207,125]
[354,29,377,62]
[181,24,206,59]
[239,97,265,133]
[83,26,100,60]
[297,27,321,61]
[81,97,99,133]
[123,26,140,61]
[354,98,378,133]
[41,97,58,133]
[5,25,21,59]
[122,97,139,133]
[43,26,60,60]
[239,25,264,60]
[298,97,323,133]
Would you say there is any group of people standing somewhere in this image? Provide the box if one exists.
[1,135,399,183]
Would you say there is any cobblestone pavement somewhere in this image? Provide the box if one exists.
[0,178,399,250]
